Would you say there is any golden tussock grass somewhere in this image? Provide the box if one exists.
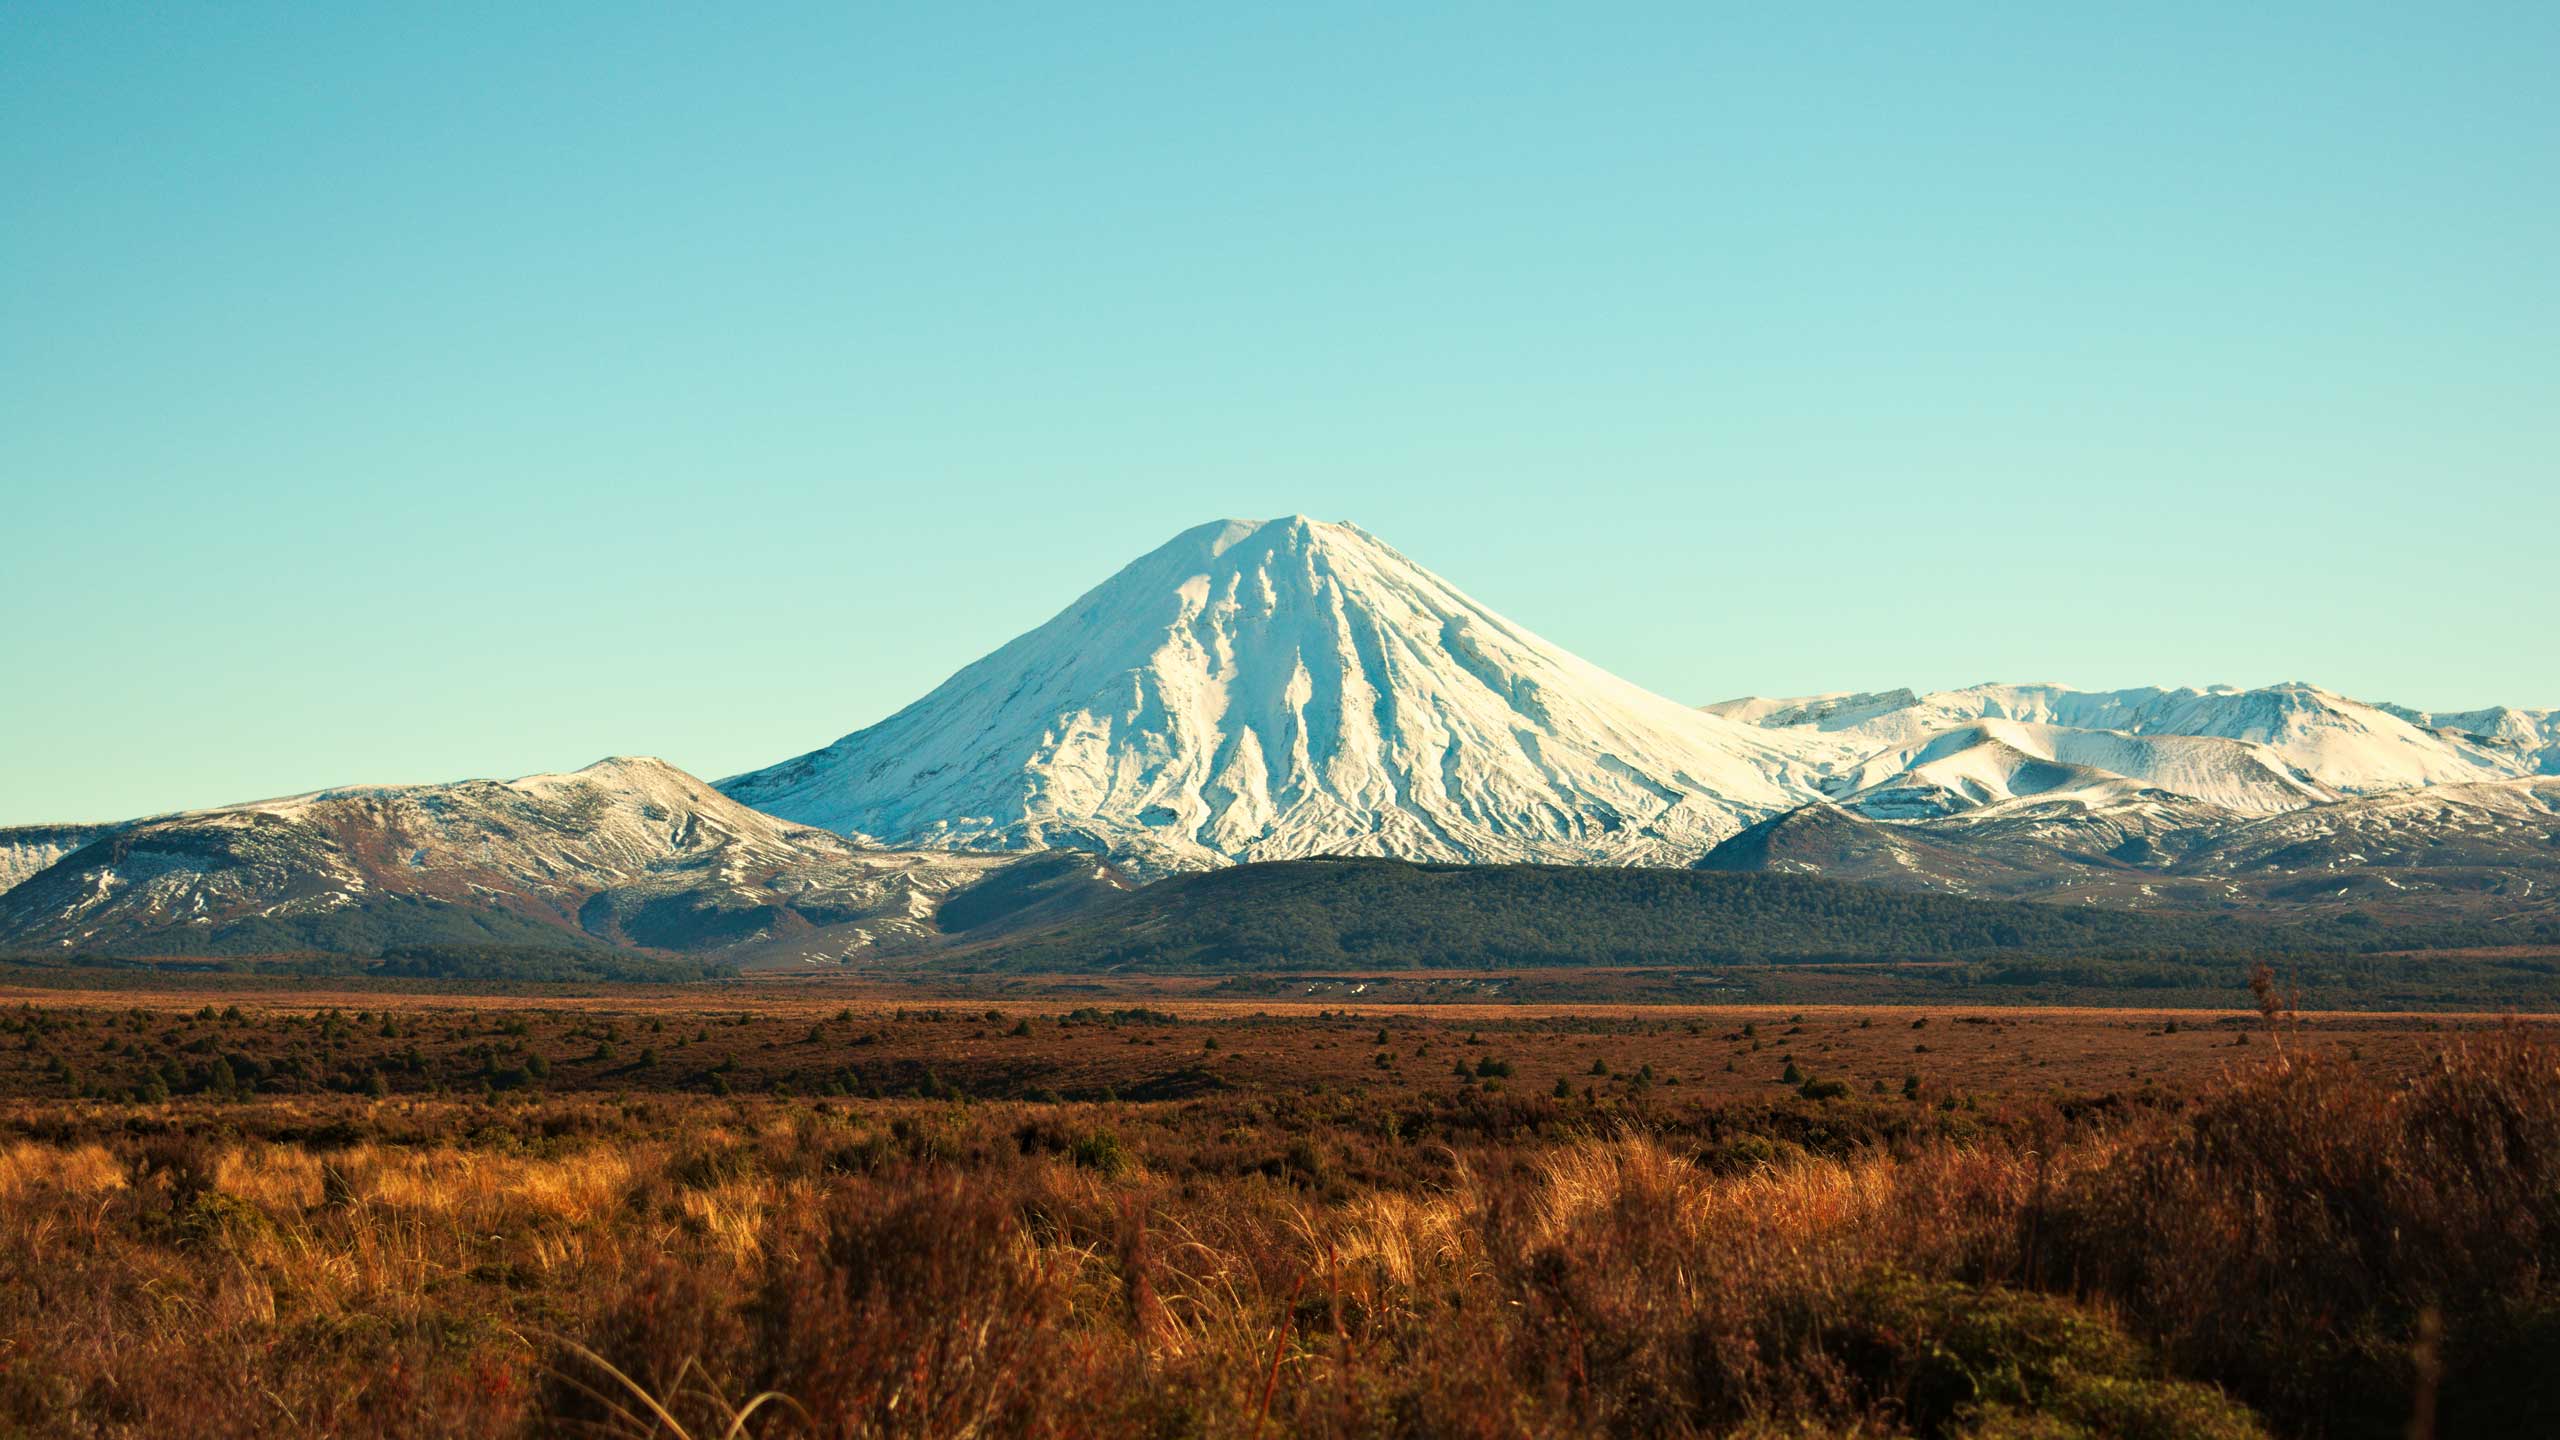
[0,1025,2552,1436]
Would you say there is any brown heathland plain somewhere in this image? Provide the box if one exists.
[0,975,2524,1104]
[0,978,2555,1438]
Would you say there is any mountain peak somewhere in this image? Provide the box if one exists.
[578,754,680,773]
[557,755,693,786]
[722,519,1805,871]
[1189,514,1372,559]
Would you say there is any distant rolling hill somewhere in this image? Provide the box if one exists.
[0,758,1123,966]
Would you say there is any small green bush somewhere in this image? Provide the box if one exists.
[1070,1128,1131,1177]
[1828,1272,2267,1439]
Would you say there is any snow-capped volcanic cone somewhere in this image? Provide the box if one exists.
[723,517,1828,871]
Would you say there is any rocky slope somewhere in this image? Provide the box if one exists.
[1697,778,2560,922]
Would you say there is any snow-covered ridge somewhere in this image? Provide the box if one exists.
[1712,681,2554,818]
[723,516,1834,871]
[1819,719,2332,820]
[2375,701,2560,775]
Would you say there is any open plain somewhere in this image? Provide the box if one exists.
[0,975,2553,1438]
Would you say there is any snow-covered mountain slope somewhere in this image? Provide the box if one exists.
[2377,702,2560,776]
[724,517,1836,871]
[0,824,119,896]
[0,758,1119,961]
[1821,720,2331,820]
[1716,682,2535,797]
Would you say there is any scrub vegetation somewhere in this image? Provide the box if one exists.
[0,988,2550,1437]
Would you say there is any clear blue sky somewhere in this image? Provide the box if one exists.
[4,3,2554,823]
